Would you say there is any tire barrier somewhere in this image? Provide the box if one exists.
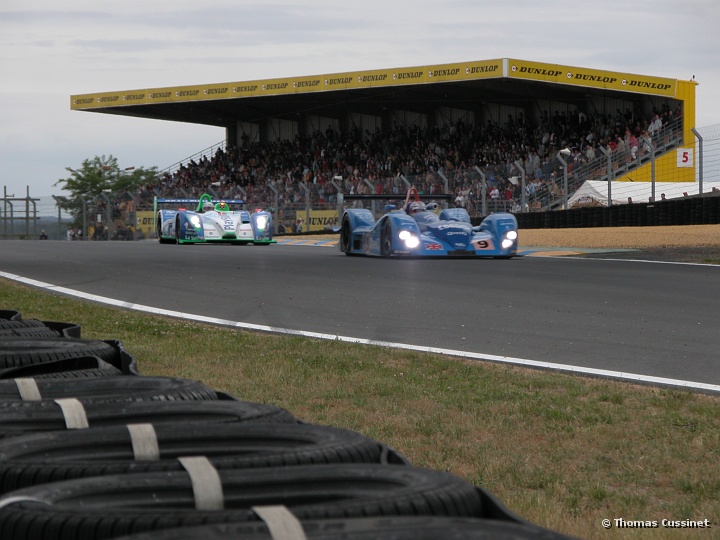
[0,399,298,439]
[0,310,571,540]
[110,516,575,540]
[0,464,510,540]
[0,356,122,380]
[0,338,138,376]
[0,375,219,403]
[0,312,81,339]
[0,423,409,494]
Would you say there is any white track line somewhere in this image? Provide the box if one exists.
[2,271,718,394]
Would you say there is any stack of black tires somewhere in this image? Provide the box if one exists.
[0,310,575,539]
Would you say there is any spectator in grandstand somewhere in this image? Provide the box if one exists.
[615,135,626,160]
[625,128,639,160]
[648,113,663,135]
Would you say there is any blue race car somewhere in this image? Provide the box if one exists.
[154,194,275,245]
[339,188,518,258]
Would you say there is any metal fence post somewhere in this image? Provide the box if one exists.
[557,151,570,210]
[513,160,526,212]
[599,146,612,206]
[691,128,703,195]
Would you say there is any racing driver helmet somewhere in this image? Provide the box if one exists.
[408,201,426,214]
[202,201,215,212]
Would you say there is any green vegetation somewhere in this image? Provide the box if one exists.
[53,155,157,227]
[1,278,718,540]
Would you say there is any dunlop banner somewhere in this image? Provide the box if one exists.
[458,59,503,80]
[231,81,263,97]
[391,67,427,85]
[136,211,156,237]
[71,91,123,110]
[323,71,359,91]
[507,58,676,97]
[426,59,502,83]
[202,84,232,99]
[260,77,295,95]
[349,68,396,88]
[304,209,339,232]
[120,91,147,105]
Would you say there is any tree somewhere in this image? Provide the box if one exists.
[54,155,157,226]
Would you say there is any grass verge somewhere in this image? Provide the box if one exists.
[1,278,718,539]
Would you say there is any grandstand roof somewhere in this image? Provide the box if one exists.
[70,58,688,128]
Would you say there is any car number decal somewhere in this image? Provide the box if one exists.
[473,239,494,250]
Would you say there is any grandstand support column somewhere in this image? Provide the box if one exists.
[226,125,237,149]
[474,167,487,216]
[513,160,527,212]
[600,146,612,206]
[557,150,570,211]
[692,128,704,194]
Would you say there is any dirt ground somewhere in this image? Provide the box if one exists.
[520,224,720,263]
[519,224,720,249]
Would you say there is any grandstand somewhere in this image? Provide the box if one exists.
[68,58,704,234]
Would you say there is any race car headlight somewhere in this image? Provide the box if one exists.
[399,230,420,249]
[501,230,517,249]
[189,215,202,228]
[255,215,268,231]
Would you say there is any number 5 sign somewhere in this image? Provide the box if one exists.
[677,148,694,168]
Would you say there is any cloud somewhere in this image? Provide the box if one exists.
[1,0,719,196]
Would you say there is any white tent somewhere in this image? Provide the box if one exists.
[567,180,720,207]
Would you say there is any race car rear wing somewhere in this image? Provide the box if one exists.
[337,191,453,225]
[153,196,246,214]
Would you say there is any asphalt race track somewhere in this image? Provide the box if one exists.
[1,240,718,391]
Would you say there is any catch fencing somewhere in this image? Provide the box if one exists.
[3,120,719,239]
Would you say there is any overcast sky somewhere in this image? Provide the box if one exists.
[1,0,719,197]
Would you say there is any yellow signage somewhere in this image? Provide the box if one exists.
[70,57,682,111]
[507,58,676,97]
[136,211,155,237]
[305,209,339,232]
